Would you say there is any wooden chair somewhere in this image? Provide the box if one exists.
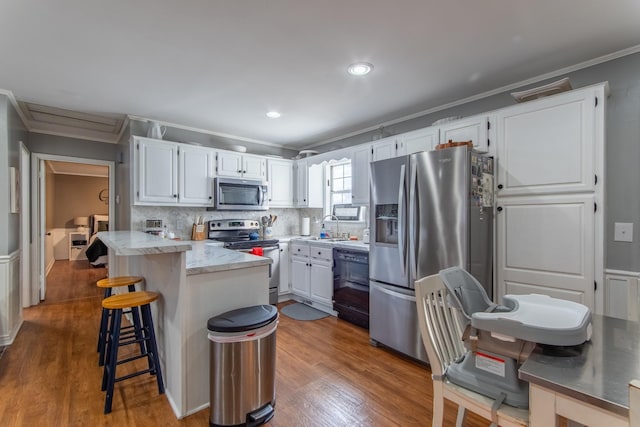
[414,273,529,427]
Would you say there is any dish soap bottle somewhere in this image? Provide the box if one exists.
[320,224,327,239]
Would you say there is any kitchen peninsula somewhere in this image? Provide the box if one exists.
[97,231,271,418]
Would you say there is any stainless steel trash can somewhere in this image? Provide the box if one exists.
[207,305,278,427]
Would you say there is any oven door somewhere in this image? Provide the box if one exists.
[214,177,269,211]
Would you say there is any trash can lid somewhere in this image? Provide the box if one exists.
[207,305,278,332]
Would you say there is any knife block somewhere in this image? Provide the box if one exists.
[191,224,206,241]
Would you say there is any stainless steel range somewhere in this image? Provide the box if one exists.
[207,219,280,305]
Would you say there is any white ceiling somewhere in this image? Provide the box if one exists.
[1,1,640,148]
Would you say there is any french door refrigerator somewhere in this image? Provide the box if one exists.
[369,146,494,363]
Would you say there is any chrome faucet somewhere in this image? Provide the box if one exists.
[321,214,340,239]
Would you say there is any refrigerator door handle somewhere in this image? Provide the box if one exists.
[397,164,407,277]
[409,158,418,281]
[373,283,416,302]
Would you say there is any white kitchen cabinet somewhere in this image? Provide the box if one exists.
[351,144,372,205]
[135,138,179,204]
[216,151,266,180]
[133,137,214,206]
[291,255,310,297]
[294,160,323,208]
[179,145,214,205]
[495,87,598,197]
[267,159,294,207]
[372,136,398,161]
[439,114,490,153]
[396,126,440,155]
[495,193,595,309]
[494,83,606,314]
[279,242,290,295]
[290,241,334,313]
[308,246,333,306]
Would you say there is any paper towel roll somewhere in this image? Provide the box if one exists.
[301,217,310,236]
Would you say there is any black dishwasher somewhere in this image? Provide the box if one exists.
[333,247,369,329]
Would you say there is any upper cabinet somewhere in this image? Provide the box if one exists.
[294,160,323,208]
[351,144,372,205]
[267,159,294,208]
[495,87,600,197]
[397,126,440,156]
[371,136,399,162]
[439,114,491,154]
[133,137,213,206]
[216,151,266,180]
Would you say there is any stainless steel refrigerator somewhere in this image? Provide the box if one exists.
[369,146,494,363]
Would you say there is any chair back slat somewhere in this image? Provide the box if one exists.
[416,274,466,377]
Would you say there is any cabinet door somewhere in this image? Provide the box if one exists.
[351,145,372,205]
[179,145,214,205]
[267,159,293,207]
[439,115,489,153]
[279,243,290,295]
[307,163,324,208]
[243,155,266,180]
[216,151,243,177]
[372,137,397,161]
[496,89,597,196]
[137,139,178,204]
[291,256,310,297]
[495,193,595,310]
[294,161,308,207]
[309,259,333,306]
[399,127,439,155]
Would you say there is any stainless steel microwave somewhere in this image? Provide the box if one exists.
[212,177,269,211]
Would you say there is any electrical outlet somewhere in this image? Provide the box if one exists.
[614,222,633,242]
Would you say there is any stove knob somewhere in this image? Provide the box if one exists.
[217,222,222,227]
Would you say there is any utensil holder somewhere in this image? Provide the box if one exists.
[263,226,273,238]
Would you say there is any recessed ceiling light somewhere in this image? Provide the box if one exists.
[266,111,281,118]
[347,62,373,76]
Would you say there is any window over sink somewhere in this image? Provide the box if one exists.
[324,160,366,222]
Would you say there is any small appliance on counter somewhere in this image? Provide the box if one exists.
[145,219,163,236]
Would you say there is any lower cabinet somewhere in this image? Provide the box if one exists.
[290,242,334,313]
[278,242,290,295]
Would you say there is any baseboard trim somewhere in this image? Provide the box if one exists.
[0,317,24,346]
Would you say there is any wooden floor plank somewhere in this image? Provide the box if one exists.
[0,260,494,426]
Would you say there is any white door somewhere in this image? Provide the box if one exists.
[216,151,243,177]
[309,259,333,305]
[291,256,310,297]
[267,159,293,207]
[496,193,595,309]
[20,142,32,307]
[398,127,439,155]
[351,145,371,205]
[137,139,178,203]
[495,89,596,197]
[294,161,308,207]
[179,145,213,205]
[372,137,397,161]
[242,155,266,180]
[37,159,46,301]
[440,114,489,153]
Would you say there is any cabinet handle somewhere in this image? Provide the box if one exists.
[238,170,242,173]
[173,194,177,198]
[209,196,212,199]
[497,184,503,189]
[497,206,503,212]
[318,251,321,255]
[243,170,247,173]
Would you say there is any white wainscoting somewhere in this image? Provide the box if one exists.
[605,269,640,321]
[1,250,23,345]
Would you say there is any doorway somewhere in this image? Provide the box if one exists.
[31,153,114,304]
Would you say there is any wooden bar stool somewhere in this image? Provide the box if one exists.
[101,291,164,414]
[96,276,144,366]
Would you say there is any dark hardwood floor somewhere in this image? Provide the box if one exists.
[0,260,491,426]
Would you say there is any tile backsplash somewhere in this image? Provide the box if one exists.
[130,206,367,240]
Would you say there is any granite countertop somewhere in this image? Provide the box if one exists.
[186,241,272,275]
[98,231,192,256]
